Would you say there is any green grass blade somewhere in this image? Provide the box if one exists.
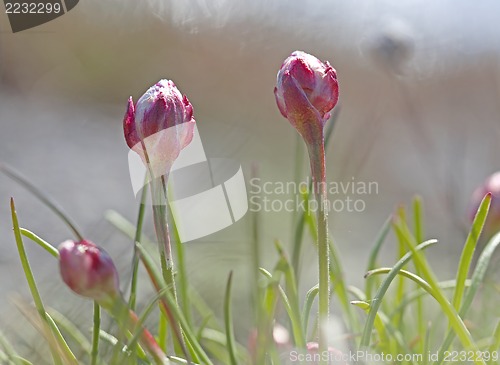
[10,198,65,365]
[394,220,485,364]
[129,181,148,311]
[412,196,426,353]
[19,229,59,258]
[360,239,437,348]
[366,268,433,295]
[365,216,392,299]
[274,241,305,348]
[352,301,391,353]
[452,193,491,311]
[223,272,238,365]
[302,285,319,339]
[433,231,500,365]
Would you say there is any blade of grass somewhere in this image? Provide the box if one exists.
[452,193,491,311]
[394,220,486,364]
[389,280,471,321]
[302,285,319,339]
[365,216,392,299]
[19,229,58,258]
[352,301,392,354]
[394,206,408,333]
[360,239,437,348]
[10,198,65,365]
[412,196,425,354]
[260,266,304,348]
[224,272,238,365]
[366,268,433,296]
[433,230,500,365]
[274,241,305,348]
[129,181,148,311]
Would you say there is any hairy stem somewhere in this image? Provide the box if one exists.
[307,133,330,357]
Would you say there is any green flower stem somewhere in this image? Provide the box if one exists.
[307,132,330,357]
[150,175,184,353]
[91,302,100,365]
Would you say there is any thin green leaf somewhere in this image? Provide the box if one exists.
[302,285,319,339]
[394,220,485,364]
[434,230,500,365]
[19,229,59,258]
[10,198,65,365]
[452,193,491,311]
[359,239,437,348]
[224,272,238,365]
[365,216,392,298]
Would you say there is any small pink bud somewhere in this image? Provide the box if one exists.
[58,240,120,305]
[274,51,339,144]
[123,79,196,178]
[468,172,500,239]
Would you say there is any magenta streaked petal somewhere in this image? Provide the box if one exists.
[274,51,339,141]
[59,239,120,305]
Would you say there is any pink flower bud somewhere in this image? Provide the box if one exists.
[58,240,120,305]
[274,51,339,144]
[123,79,196,178]
[468,172,500,239]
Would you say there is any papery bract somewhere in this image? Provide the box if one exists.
[59,239,120,305]
[124,79,196,178]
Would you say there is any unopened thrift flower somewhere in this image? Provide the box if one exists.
[59,240,120,306]
[123,79,196,178]
[469,172,500,239]
[274,51,339,144]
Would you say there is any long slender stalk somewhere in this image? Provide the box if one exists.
[90,302,100,365]
[307,132,330,357]
[150,175,187,357]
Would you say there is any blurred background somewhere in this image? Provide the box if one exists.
[1,0,500,360]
